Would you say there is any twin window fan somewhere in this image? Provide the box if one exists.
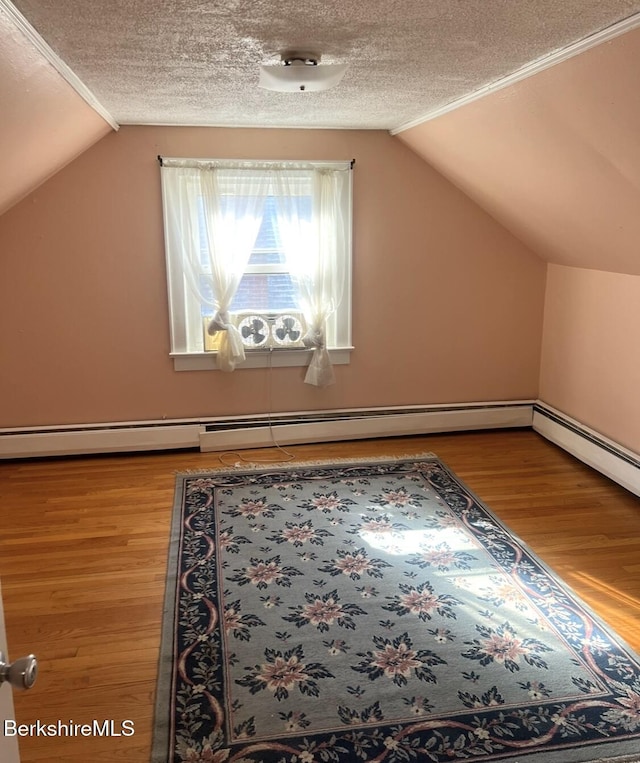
[203,312,307,352]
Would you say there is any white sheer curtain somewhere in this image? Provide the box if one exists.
[161,163,269,371]
[272,166,350,386]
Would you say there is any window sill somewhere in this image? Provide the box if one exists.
[171,347,353,372]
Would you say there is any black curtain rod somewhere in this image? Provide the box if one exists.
[158,155,354,168]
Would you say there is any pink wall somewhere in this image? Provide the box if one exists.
[394,26,640,455]
[540,265,640,454]
[395,27,640,276]
[0,8,112,215]
[0,126,545,428]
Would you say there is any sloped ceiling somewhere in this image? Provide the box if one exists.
[2,0,640,277]
[0,3,111,215]
[396,27,640,275]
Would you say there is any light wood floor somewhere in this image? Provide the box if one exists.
[1,429,639,762]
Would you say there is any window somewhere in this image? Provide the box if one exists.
[160,158,353,386]
[212,197,299,313]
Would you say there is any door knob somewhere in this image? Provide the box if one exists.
[0,650,37,690]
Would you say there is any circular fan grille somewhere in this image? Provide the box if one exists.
[273,314,304,346]
[237,315,269,348]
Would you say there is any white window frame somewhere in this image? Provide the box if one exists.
[160,158,353,372]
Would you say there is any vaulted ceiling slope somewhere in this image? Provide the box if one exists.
[396,25,640,275]
[0,4,111,215]
[3,0,640,277]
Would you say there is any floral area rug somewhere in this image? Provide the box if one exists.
[152,457,640,763]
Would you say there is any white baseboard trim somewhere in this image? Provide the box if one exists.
[533,402,640,498]
[0,401,533,459]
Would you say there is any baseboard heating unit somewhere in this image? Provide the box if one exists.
[533,402,640,498]
[0,401,533,459]
[3,401,638,498]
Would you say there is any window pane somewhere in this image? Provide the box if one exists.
[198,196,287,268]
[249,197,282,265]
[230,273,299,311]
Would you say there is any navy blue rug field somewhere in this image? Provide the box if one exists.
[152,457,640,763]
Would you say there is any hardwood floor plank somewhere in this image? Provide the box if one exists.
[1,429,639,761]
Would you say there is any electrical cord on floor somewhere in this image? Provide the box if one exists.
[218,347,296,468]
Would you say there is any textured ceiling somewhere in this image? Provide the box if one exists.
[10,0,640,129]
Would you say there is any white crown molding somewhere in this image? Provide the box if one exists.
[391,12,640,135]
[0,0,119,131]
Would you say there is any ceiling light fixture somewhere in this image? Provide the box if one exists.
[259,53,347,93]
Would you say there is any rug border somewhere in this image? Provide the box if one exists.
[152,474,187,763]
[174,451,438,476]
[152,454,640,763]
[433,460,640,664]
